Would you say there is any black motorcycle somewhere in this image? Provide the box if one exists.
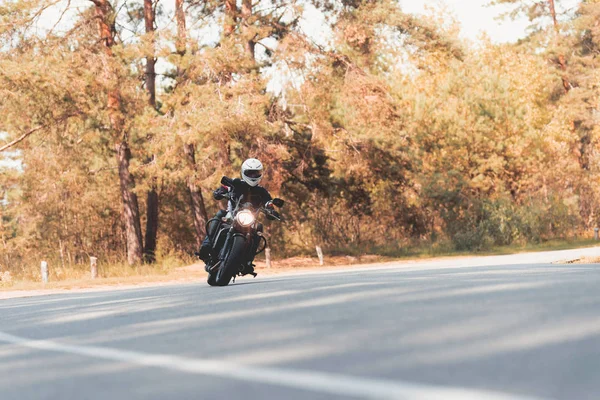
[203,177,284,286]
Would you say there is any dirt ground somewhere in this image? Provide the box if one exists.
[0,254,428,300]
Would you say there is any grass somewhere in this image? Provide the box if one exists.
[1,237,599,292]
[485,238,600,254]
[0,254,195,291]
[413,237,600,258]
[321,237,600,261]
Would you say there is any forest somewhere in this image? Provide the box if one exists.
[0,0,599,277]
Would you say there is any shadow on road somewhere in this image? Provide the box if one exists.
[1,262,600,399]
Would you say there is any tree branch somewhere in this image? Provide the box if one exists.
[0,125,46,152]
[0,114,77,152]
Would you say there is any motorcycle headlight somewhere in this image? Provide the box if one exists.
[236,210,255,227]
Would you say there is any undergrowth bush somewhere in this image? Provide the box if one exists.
[447,197,581,251]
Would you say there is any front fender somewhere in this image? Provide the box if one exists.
[220,231,249,261]
[215,233,249,286]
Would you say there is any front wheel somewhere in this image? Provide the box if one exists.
[215,235,247,286]
[207,271,218,286]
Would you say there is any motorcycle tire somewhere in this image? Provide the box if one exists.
[215,235,246,286]
[207,272,218,286]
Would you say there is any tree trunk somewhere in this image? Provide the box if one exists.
[224,0,237,36]
[144,0,157,107]
[116,142,144,265]
[175,0,187,55]
[241,0,255,61]
[93,0,143,265]
[144,186,159,262]
[184,143,208,247]
[143,0,159,263]
[175,0,209,247]
[548,0,570,92]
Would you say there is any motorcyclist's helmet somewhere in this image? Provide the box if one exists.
[241,158,263,187]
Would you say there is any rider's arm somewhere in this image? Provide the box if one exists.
[213,177,233,200]
[261,189,280,220]
[261,188,273,205]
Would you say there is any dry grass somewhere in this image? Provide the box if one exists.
[0,254,193,291]
[560,256,600,264]
[0,267,203,294]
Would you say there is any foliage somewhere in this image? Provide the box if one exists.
[0,0,599,277]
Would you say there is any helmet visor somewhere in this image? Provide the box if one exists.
[244,169,262,179]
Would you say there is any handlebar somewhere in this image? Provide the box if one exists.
[260,207,282,221]
[221,176,234,187]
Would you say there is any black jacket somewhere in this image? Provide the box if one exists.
[213,177,272,211]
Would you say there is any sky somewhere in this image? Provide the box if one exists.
[400,0,580,43]
[31,0,581,47]
[400,0,528,43]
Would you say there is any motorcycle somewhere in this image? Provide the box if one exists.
[203,176,284,286]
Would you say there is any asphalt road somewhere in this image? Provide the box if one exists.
[1,248,600,400]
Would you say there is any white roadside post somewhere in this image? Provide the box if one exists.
[90,256,98,279]
[265,248,272,268]
[316,246,324,266]
[595,228,599,241]
[40,261,48,284]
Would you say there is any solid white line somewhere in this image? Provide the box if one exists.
[0,331,544,400]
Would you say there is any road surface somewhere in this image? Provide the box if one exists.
[1,248,600,400]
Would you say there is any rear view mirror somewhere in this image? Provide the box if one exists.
[272,198,284,207]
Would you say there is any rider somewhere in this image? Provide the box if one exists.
[197,158,279,270]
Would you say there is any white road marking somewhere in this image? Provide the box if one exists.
[0,331,544,400]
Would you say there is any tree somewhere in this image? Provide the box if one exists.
[93,0,144,265]
[0,0,149,266]
[174,0,210,245]
[490,0,571,91]
[2,0,600,276]
[143,0,159,262]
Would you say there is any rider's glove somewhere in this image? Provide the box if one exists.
[213,186,229,200]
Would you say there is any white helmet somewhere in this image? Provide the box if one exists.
[241,158,263,187]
